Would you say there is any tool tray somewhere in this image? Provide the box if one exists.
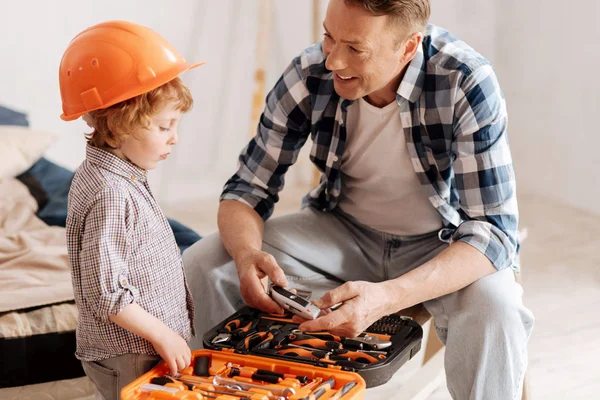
[203,306,423,388]
[121,307,422,399]
[123,349,367,399]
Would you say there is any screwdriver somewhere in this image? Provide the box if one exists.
[328,381,357,400]
[298,377,336,400]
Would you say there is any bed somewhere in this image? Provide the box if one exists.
[0,104,202,399]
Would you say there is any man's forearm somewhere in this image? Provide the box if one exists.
[218,200,265,262]
[386,241,497,312]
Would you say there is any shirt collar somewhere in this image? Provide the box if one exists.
[397,44,426,103]
[338,42,426,112]
[86,143,147,182]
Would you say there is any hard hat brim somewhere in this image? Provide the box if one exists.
[60,61,206,121]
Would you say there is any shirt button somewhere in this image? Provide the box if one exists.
[332,155,339,162]
[118,275,128,288]
[131,175,136,181]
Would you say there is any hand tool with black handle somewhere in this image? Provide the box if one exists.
[235,331,270,351]
[230,366,308,384]
[286,333,342,349]
[290,329,343,342]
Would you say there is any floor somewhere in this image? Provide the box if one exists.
[163,187,600,400]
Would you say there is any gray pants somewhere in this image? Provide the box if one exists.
[81,354,161,400]
[183,207,534,399]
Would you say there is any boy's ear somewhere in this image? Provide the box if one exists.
[104,130,123,149]
[82,113,96,130]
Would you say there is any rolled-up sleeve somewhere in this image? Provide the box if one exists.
[79,188,139,322]
[220,52,312,220]
[451,64,519,271]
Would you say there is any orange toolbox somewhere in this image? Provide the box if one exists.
[121,306,423,399]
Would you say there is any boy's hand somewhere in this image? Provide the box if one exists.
[107,303,192,375]
[151,327,192,374]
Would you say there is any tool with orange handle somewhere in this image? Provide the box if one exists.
[235,331,270,351]
[333,348,386,364]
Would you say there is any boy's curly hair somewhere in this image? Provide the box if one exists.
[86,77,193,148]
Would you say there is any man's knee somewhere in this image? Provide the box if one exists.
[461,269,534,332]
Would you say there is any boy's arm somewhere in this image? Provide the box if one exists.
[109,303,190,374]
[80,188,190,373]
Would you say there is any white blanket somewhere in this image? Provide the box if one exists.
[0,178,73,313]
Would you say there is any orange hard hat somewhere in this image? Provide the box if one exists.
[59,20,205,121]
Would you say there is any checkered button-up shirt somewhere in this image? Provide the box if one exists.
[222,24,520,271]
[67,144,194,361]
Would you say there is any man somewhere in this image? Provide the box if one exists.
[185,1,534,398]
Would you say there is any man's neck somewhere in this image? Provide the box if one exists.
[364,65,407,108]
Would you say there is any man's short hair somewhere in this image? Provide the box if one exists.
[345,0,431,35]
[86,77,193,149]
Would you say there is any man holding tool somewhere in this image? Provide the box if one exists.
[185,1,534,398]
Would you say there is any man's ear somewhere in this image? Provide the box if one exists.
[400,32,423,64]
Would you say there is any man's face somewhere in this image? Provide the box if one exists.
[322,0,409,106]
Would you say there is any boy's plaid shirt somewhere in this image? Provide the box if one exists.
[67,144,194,361]
[222,25,519,271]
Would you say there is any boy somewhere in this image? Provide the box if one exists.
[59,21,204,399]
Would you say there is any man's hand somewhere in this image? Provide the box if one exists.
[296,281,399,337]
[150,326,192,375]
[235,248,289,314]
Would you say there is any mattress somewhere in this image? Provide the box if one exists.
[0,376,95,400]
[0,301,88,391]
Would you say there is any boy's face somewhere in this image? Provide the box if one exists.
[116,101,183,170]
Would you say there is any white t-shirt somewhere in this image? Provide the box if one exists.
[337,98,443,236]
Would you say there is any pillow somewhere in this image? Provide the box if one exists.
[0,126,57,178]
[0,104,29,127]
